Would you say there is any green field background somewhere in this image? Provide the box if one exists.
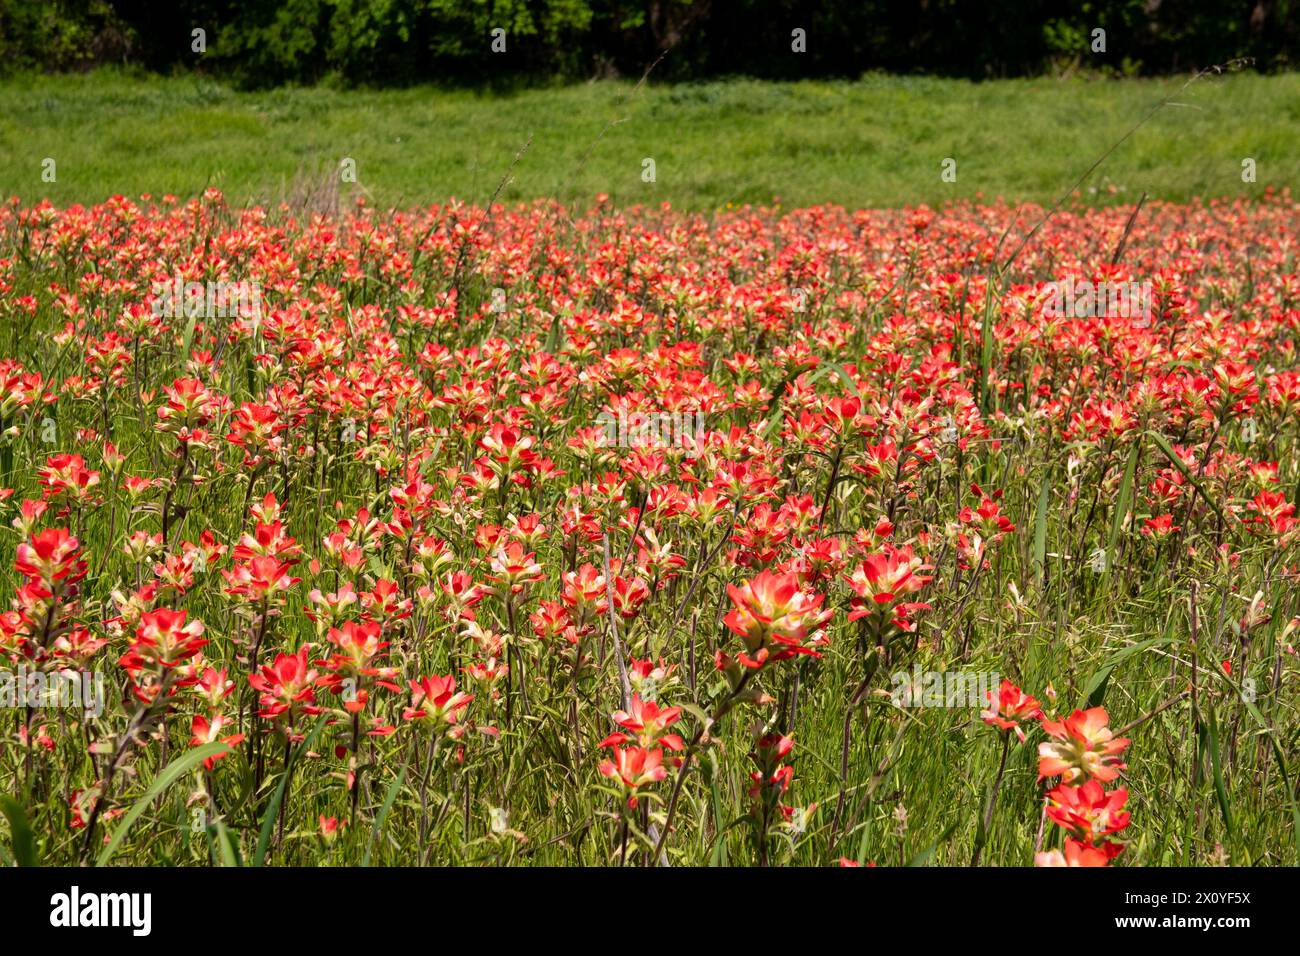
[1,71,1296,210]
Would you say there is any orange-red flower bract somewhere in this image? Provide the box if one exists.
[1038,706,1130,783]
[598,745,667,809]
[722,570,831,667]
[121,607,207,672]
[1035,838,1111,868]
[1045,779,1131,858]
[249,646,322,720]
[981,680,1043,743]
[403,674,473,737]
[844,545,932,628]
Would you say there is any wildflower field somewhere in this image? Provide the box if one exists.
[1,187,1298,869]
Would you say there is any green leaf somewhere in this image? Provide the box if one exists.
[543,313,563,355]
[1202,710,1236,852]
[363,764,408,867]
[678,703,712,731]
[181,308,198,358]
[1033,475,1050,589]
[977,278,1001,414]
[854,819,873,865]
[1079,636,1176,710]
[0,795,39,867]
[206,819,242,868]
[1107,440,1140,568]
[825,362,863,400]
[707,750,728,867]
[1146,430,1228,526]
[253,714,329,867]
[367,554,393,580]
[97,742,230,866]
[906,820,959,867]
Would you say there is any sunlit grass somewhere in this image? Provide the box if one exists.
[0,70,1296,210]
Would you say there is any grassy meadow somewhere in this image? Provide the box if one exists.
[0,70,1296,210]
[0,69,1297,871]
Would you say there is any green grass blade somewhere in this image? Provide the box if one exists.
[0,795,39,867]
[1146,430,1227,526]
[1079,636,1176,709]
[207,819,242,867]
[1202,709,1236,855]
[1107,440,1140,569]
[1033,475,1050,590]
[362,764,408,867]
[978,286,996,414]
[253,714,329,867]
[906,820,959,867]
[854,819,873,866]
[181,308,198,358]
[826,361,863,400]
[96,742,230,866]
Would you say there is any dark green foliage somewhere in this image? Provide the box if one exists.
[0,1,1296,87]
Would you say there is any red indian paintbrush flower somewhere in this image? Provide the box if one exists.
[599,695,684,751]
[316,620,401,713]
[38,453,101,505]
[189,714,244,769]
[249,646,322,720]
[1045,778,1131,858]
[488,540,544,594]
[845,545,931,615]
[981,680,1043,743]
[222,554,302,602]
[1038,706,1130,783]
[1034,837,1111,867]
[722,569,831,668]
[402,674,474,738]
[15,527,86,590]
[122,607,208,671]
[598,745,667,809]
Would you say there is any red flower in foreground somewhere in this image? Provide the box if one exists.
[249,646,322,721]
[319,816,345,842]
[121,607,208,673]
[845,545,932,630]
[599,695,684,751]
[1034,837,1111,868]
[845,545,931,607]
[958,497,1015,539]
[222,554,301,603]
[1045,779,1130,858]
[15,527,86,589]
[598,746,667,808]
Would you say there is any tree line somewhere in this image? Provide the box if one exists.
[1,0,1294,87]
